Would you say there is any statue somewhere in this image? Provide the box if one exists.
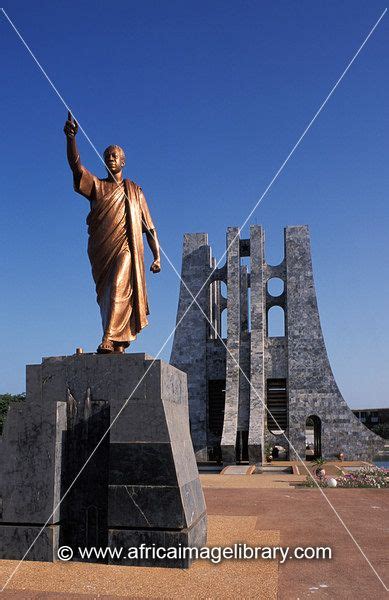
[64,112,161,354]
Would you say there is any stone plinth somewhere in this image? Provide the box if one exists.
[0,353,207,567]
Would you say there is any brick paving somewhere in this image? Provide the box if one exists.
[0,475,388,599]
[205,484,389,599]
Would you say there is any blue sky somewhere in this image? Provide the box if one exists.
[0,1,388,408]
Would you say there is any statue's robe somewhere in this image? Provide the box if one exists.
[74,167,155,346]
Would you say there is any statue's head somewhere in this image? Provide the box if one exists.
[103,145,126,175]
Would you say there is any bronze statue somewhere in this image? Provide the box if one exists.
[64,112,161,354]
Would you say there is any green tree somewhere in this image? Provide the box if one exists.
[0,393,25,434]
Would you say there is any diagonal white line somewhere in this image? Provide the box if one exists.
[179,279,389,589]
[0,11,217,579]
[0,324,179,592]
[1,3,386,368]
[1,9,105,174]
[199,307,389,590]
[132,7,389,343]
[233,7,388,241]
[1,5,387,594]
[0,6,199,325]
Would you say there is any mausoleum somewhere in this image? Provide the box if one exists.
[170,225,384,464]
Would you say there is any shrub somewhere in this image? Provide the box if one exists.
[0,393,25,434]
[300,465,388,488]
[336,466,388,488]
[301,474,328,488]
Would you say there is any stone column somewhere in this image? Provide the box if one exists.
[221,227,241,463]
[170,234,212,461]
[238,265,250,433]
[248,225,265,464]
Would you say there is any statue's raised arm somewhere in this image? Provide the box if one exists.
[64,111,82,175]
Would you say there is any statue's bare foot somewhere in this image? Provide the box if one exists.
[113,341,128,354]
[97,338,115,353]
[113,344,126,354]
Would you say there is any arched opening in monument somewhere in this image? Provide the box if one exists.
[305,415,322,460]
[267,277,284,297]
[267,305,285,337]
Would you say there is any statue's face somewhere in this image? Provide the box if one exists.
[104,147,125,175]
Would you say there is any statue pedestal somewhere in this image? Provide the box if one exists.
[0,353,207,568]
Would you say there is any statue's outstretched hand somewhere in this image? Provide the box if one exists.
[150,259,161,273]
[64,111,78,138]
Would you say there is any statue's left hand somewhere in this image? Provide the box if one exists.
[150,259,161,273]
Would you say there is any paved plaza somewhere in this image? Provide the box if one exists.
[0,471,387,599]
